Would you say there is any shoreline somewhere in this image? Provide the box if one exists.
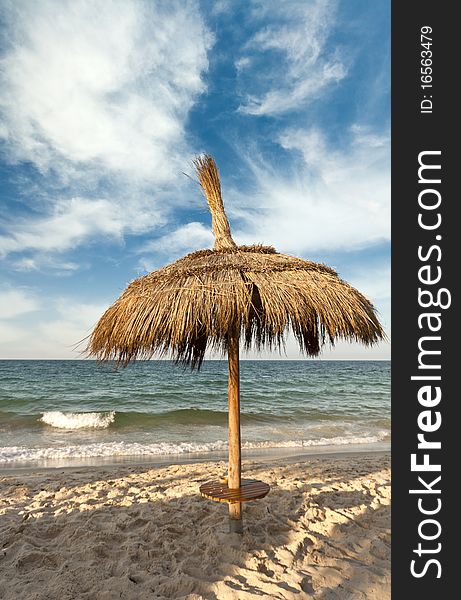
[0,441,390,473]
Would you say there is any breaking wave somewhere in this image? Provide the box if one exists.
[40,411,115,430]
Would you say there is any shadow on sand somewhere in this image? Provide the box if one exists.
[0,453,390,600]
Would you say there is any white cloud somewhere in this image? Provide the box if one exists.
[0,322,29,345]
[1,198,121,256]
[12,256,80,273]
[230,126,390,253]
[1,0,211,179]
[235,57,251,72]
[54,298,111,326]
[0,288,40,319]
[210,0,234,16]
[0,195,170,258]
[350,124,389,149]
[0,296,111,359]
[238,0,347,115]
[39,299,110,352]
[146,221,214,254]
[138,221,214,272]
[0,0,212,261]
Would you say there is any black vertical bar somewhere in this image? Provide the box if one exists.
[392,1,455,597]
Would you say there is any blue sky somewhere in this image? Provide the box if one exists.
[0,0,390,359]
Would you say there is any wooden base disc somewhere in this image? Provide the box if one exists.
[199,478,270,503]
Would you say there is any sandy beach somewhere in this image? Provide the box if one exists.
[0,451,390,599]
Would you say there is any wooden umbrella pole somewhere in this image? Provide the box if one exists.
[227,327,242,533]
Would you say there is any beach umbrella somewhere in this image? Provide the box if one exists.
[88,155,384,533]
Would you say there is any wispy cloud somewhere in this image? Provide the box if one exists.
[138,221,214,271]
[0,295,110,358]
[0,196,167,258]
[0,288,40,319]
[0,0,212,263]
[228,125,389,253]
[0,322,29,345]
[0,287,42,353]
[1,0,211,179]
[237,0,346,116]
[39,299,110,349]
[11,256,80,274]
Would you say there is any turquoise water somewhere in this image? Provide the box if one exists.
[0,360,390,466]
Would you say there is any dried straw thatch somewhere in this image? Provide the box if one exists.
[88,155,384,368]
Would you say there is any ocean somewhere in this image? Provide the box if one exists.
[0,360,390,468]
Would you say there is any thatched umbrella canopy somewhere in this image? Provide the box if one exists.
[88,155,384,532]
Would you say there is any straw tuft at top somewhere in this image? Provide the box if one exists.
[193,155,237,251]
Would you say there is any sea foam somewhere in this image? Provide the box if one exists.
[40,411,115,430]
[0,432,389,463]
